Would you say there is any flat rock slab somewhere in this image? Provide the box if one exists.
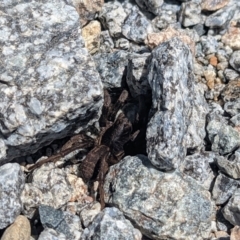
[0,0,103,163]
[104,155,213,240]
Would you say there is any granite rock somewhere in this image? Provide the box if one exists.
[216,208,233,232]
[93,50,129,88]
[212,173,239,205]
[115,38,130,50]
[230,226,240,240]
[122,6,153,43]
[152,9,177,30]
[224,99,240,117]
[201,36,219,55]
[229,51,240,73]
[179,2,202,27]
[201,0,230,11]
[39,205,82,240]
[224,69,240,82]
[147,38,208,171]
[104,155,213,240]
[81,207,142,240]
[222,25,240,50]
[135,0,163,15]
[0,0,103,163]
[221,79,240,102]
[38,228,66,240]
[1,215,30,240]
[0,163,25,229]
[98,30,114,53]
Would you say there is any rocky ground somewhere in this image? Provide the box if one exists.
[0,0,240,239]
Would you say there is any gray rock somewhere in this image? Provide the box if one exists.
[224,99,240,117]
[193,23,207,36]
[231,114,240,127]
[104,155,213,240]
[98,30,114,53]
[200,35,219,55]
[122,6,153,43]
[223,189,240,226]
[99,1,127,38]
[0,0,103,163]
[152,10,177,30]
[221,79,240,103]
[212,173,239,205]
[135,0,163,15]
[179,2,202,27]
[147,38,208,171]
[115,38,130,51]
[179,152,214,190]
[0,163,25,229]
[39,205,82,240]
[38,228,67,240]
[230,50,240,73]
[93,51,129,88]
[81,207,142,240]
[216,148,240,179]
[207,119,240,155]
[224,68,240,82]
[216,209,233,232]
[205,4,236,29]
[127,52,151,98]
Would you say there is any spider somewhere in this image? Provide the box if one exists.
[28,88,141,208]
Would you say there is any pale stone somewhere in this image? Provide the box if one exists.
[201,0,230,11]
[222,26,240,50]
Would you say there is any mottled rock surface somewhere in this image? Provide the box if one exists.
[1,215,30,240]
[135,0,163,15]
[81,207,142,240]
[0,163,25,229]
[104,155,213,240]
[230,51,240,73]
[0,0,103,163]
[147,38,208,171]
[38,228,66,240]
[39,205,82,240]
[201,0,230,11]
[222,25,240,50]
[231,226,240,240]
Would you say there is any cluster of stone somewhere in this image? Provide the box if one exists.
[0,0,240,239]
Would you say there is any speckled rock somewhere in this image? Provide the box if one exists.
[81,207,142,240]
[104,155,213,240]
[0,163,25,229]
[179,2,202,27]
[135,0,163,15]
[205,4,236,29]
[222,25,240,50]
[216,148,240,179]
[152,10,177,30]
[39,205,82,240]
[38,228,66,240]
[98,30,114,53]
[93,51,129,88]
[0,0,103,163]
[126,52,151,97]
[200,35,219,55]
[224,69,240,82]
[72,0,104,27]
[99,1,127,38]
[221,79,240,102]
[79,202,101,228]
[223,189,240,226]
[21,163,89,218]
[147,38,208,171]
[230,51,240,73]
[1,215,30,240]
[230,226,240,240]
[82,20,101,54]
[216,208,233,232]
[201,0,230,11]
[179,152,214,190]
[122,6,153,43]
[212,173,239,205]
[224,99,240,117]
[115,38,130,50]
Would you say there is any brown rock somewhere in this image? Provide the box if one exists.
[72,0,104,27]
[204,69,216,89]
[222,26,240,50]
[231,226,240,240]
[209,55,218,67]
[221,79,240,102]
[1,215,31,240]
[145,27,195,55]
[215,230,229,238]
[82,20,101,54]
[201,0,230,11]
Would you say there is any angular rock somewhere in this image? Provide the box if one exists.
[115,38,130,50]
[93,51,129,88]
[127,52,151,98]
[212,173,239,205]
[147,38,208,171]
[122,6,153,43]
[179,2,202,27]
[223,189,240,226]
[39,205,82,240]
[82,20,101,54]
[0,0,103,163]
[222,25,240,50]
[221,79,240,103]
[21,163,89,218]
[200,35,219,55]
[38,228,67,240]
[230,51,240,73]
[135,0,163,15]
[216,208,233,232]
[0,163,25,229]
[72,0,104,27]
[216,148,240,179]
[98,30,114,53]
[224,99,240,117]
[179,152,214,190]
[81,207,142,240]
[201,0,230,11]
[104,155,213,240]
[231,226,240,240]
[1,215,30,240]
[224,69,240,82]
[99,2,127,38]
[152,10,177,30]
[205,4,236,29]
